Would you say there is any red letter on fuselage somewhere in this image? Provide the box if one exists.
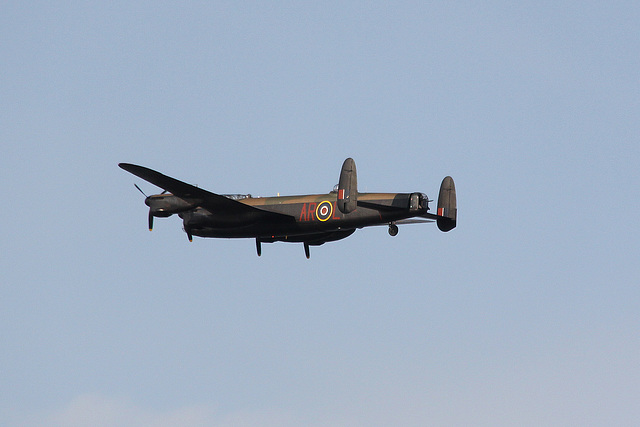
[300,203,308,221]
[332,201,340,220]
[308,203,317,221]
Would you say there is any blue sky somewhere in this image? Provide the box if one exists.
[1,2,638,426]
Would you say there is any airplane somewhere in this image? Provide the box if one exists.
[119,158,456,258]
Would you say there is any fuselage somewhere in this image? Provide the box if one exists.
[181,191,429,240]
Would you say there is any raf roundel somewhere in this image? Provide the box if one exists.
[316,201,333,222]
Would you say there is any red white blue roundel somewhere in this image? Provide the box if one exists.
[316,201,333,221]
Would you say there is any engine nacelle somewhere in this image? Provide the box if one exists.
[146,194,198,218]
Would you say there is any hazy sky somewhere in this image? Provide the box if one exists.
[1,2,638,426]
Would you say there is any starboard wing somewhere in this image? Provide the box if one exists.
[119,163,295,222]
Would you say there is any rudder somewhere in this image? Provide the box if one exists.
[337,158,358,214]
[437,176,457,232]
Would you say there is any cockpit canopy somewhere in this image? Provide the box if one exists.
[223,194,252,200]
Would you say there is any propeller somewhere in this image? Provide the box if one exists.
[133,184,154,231]
[134,183,148,197]
[135,184,167,196]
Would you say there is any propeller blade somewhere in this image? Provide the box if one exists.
[134,183,148,198]
[148,211,154,231]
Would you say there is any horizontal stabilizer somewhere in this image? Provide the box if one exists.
[372,218,434,227]
[356,200,401,212]
[395,218,434,225]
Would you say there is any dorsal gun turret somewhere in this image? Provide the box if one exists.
[337,157,358,214]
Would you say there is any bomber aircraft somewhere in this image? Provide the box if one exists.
[119,158,456,258]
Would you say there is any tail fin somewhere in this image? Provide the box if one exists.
[436,176,457,232]
[337,158,358,214]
